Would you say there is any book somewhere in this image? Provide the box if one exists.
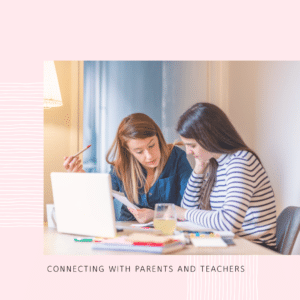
[91,233,185,254]
[91,240,185,254]
[126,232,175,243]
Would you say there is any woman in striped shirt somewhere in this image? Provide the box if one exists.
[175,102,277,251]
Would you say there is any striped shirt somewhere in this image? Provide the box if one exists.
[181,150,277,247]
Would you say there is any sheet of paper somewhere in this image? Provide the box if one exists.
[112,190,139,210]
[191,237,228,248]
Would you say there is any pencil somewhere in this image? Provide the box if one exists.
[73,145,91,157]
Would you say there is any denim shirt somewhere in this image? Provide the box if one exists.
[109,146,192,221]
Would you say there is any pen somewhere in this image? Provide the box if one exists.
[181,230,213,234]
[74,238,93,242]
[73,145,91,157]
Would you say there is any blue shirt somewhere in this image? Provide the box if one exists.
[110,146,192,221]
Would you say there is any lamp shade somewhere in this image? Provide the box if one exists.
[44,61,63,109]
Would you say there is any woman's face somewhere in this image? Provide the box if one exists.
[180,136,217,161]
[127,135,161,170]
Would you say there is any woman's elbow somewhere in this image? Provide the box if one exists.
[219,213,243,233]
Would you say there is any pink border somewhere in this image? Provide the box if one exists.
[1,1,300,298]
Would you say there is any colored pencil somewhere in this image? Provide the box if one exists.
[73,145,91,157]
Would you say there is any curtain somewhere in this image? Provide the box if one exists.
[83,61,162,219]
[83,61,164,172]
[82,61,205,218]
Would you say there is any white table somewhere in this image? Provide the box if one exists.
[44,222,280,255]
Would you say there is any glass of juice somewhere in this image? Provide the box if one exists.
[153,203,177,235]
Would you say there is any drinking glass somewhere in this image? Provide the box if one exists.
[153,203,177,235]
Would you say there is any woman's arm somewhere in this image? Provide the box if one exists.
[180,156,209,209]
[184,155,260,233]
[179,158,210,219]
[181,171,205,209]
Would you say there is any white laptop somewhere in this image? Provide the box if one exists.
[50,172,117,238]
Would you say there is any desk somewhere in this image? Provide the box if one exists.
[44,222,280,255]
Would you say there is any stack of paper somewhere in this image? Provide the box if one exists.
[92,232,185,254]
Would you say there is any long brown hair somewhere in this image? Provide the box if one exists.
[177,102,258,210]
[106,113,171,204]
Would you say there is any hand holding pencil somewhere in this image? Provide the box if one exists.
[63,145,91,173]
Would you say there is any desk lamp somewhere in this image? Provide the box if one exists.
[43,61,62,109]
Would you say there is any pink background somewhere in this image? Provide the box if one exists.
[1,1,300,299]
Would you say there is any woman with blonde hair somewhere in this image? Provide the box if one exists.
[175,102,277,251]
[64,113,192,223]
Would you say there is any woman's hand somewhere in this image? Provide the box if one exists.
[63,156,85,173]
[127,208,154,224]
[175,205,187,221]
[194,157,209,175]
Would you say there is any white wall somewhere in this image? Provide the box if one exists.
[227,61,300,254]
[44,61,83,222]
